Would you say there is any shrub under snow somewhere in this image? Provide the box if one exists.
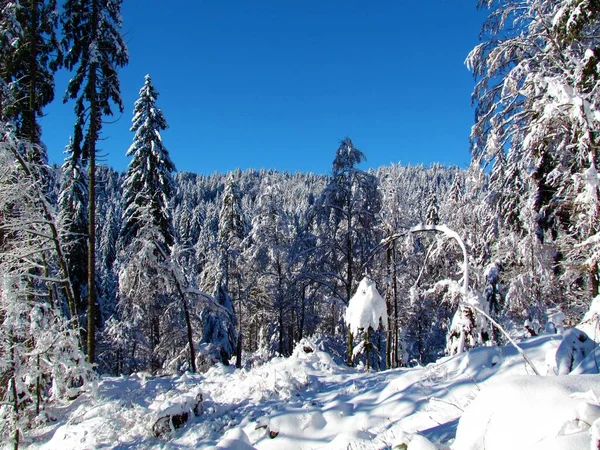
[344,277,387,335]
[555,328,596,375]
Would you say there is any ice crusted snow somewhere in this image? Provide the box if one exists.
[344,277,388,335]
[24,335,600,449]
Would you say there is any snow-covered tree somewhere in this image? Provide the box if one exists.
[116,75,179,373]
[0,0,61,152]
[345,277,388,369]
[61,0,128,364]
[58,139,88,315]
[121,75,175,250]
[199,283,237,365]
[467,0,600,318]
[425,189,440,226]
[311,138,382,364]
[0,117,92,448]
[215,173,245,365]
[247,178,296,356]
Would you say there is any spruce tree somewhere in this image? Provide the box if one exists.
[425,189,440,226]
[61,0,128,364]
[118,75,179,373]
[312,138,382,365]
[0,0,61,155]
[58,139,88,314]
[217,173,245,366]
[466,0,600,328]
[121,75,175,250]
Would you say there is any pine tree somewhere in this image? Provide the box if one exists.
[216,173,245,366]
[311,138,382,364]
[0,0,61,155]
[117,75,182,373]
[58,139,88,314]
[467,0,600,312]
[425,189,439,226]
[61,0,128,364]
[121,75,175,250]
[199,283,237,365]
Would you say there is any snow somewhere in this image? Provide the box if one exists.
[22,333,600,450]
[344,277,388,335]
[555,328,596,375]
[453,375,600,449]
[578,295,600,342]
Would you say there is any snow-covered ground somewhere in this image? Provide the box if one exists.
[24,334,600,449]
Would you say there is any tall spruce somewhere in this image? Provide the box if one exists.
[121,74,175,250]
[312,138,382,365]
[468,0,600,318]
[117,75,180,373]
[216,173,245,366]
[0,0,61,157]
[58,139,88,315]
[61,0,128,364]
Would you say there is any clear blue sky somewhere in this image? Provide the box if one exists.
[41,1,487,175]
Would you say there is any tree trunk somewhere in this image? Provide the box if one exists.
[385,244,392,369]
[299,286,306,341]
[278,302,284,356]
[10,328,20,450]
[86,0,101,367]
[347,329,353,366]
[236,293,242,368]
[392,243,399,367]
[86,124,97,364]
[345,201,354,366]
[24,0,40,149]
[181,293,196,373]
[171,269,197,373]
[236,333,242,369]
[591,261,599,298]
[365,328,371,371]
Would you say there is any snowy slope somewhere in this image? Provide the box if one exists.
[24,334,599,449]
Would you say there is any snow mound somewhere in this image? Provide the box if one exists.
[344,277,388,334]
[408,434,440,450]
[216,428,256,449]
[578,295,600,342]
[555,328,596,375]
[453,375,600,449]
[571,345,600,374]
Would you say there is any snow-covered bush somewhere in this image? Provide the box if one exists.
[445,288,491,356]
[577,295,600,342]
[555,328,597,375]
[571,346,600,374]
[345,277,388,367]
[345,277,388,335]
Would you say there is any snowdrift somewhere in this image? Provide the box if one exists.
[23,335,600,450]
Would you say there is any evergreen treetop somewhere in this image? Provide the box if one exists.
[121,74,176,251]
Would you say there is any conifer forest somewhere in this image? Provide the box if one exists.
[2,1,600,449]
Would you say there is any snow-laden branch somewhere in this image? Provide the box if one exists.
[406,224,541,375]
[408,224,469,298]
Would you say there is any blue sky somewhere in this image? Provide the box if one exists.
[41,1,487,175]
